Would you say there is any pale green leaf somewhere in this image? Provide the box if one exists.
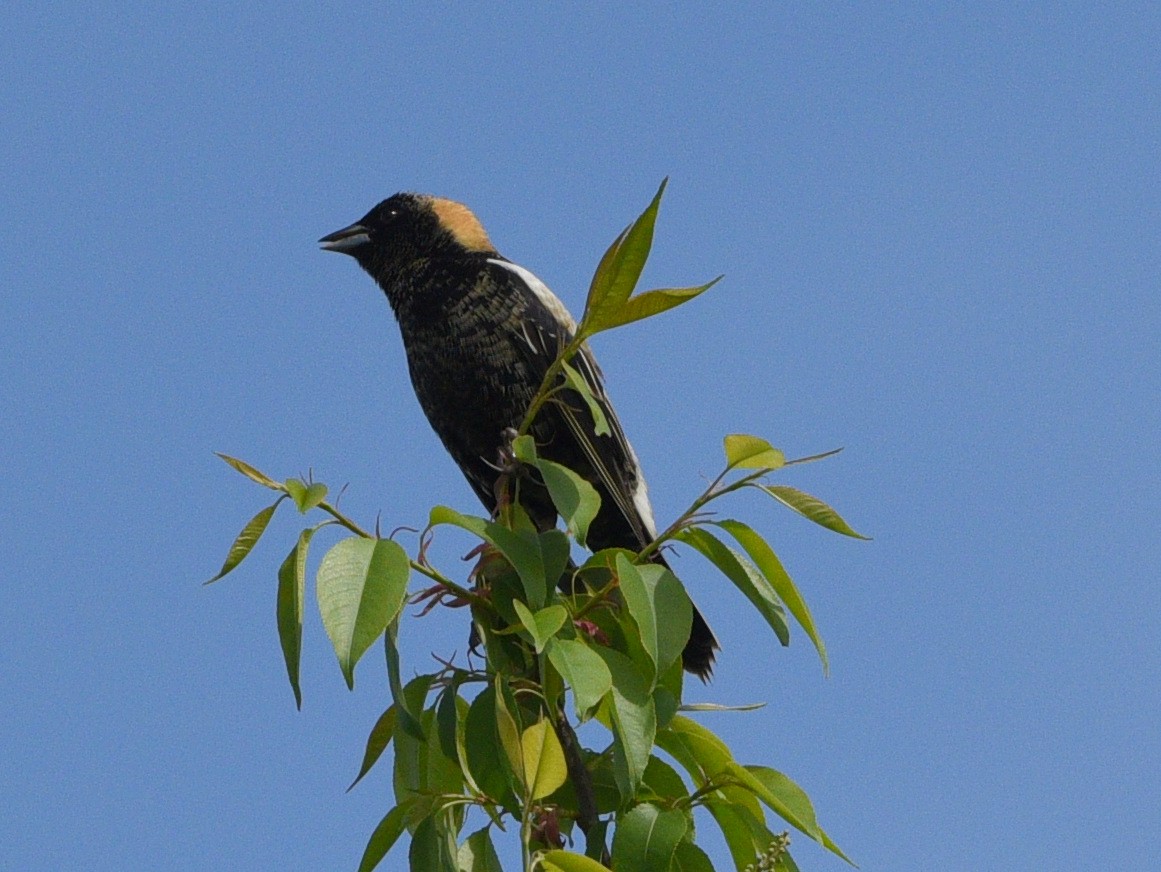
[560,358,612,437]
[595,279,720,331]
[316,537,410,689]
[723,434,786,471]
[536,457,601,546]
[512,601,568,653]
[540,850,614,872]
[284,478,328,513]
[214,452,282,490]
[520,719,568,800]
[759,485,870,539]
[205,499,281,584]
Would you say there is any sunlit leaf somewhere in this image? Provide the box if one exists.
[521,719,568,800]
[713,519,828,673]
[616,555,658,681]
[704,799,776,872]
[316,538,410,689]
[540,850,613,872]
[494,676,525,789]
[214,452,282,490]
[678,701,766,712]
[723,434,786,471]
[758,485,869,539]
[205,499,281,584]
[276,525,315,708]
[284,478,328,513]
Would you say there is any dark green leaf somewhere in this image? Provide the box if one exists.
[392,675,434,804]
[316,537,410,689]
[704,799,776,872]
[723,434,785,471]
[676,527,789,646]
[642,755,690,803]
[758,485,870,539]
[713,519,828,673]
[545,637,613,717]
[356,800,412,872]
[672,841,715,872]
[348,704,395,791]
[214,452,282,490]
[612,802,689,872]
[596,647,656,800]
[408,814,457,872]
[275,525,315,707]
[463,687,520,813]
[284,478,328,513]
[205,499,281,584]
[425,693,464,798]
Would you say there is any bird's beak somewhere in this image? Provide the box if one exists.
[319,222,371,253]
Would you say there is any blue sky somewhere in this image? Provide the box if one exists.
[3,4,1158,870]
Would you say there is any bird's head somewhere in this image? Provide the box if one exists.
[319,192,496,273]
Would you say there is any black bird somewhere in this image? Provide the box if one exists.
[320,193,717,679]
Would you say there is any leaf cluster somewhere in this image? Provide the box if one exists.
[207,182,866,870]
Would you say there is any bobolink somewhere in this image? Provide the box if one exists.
[320,194,717,679]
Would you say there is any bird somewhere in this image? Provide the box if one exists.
[319,193,717,679]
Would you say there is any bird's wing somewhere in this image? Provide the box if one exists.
[487,258,657,548]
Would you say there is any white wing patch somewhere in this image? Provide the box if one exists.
[487,258,578,333]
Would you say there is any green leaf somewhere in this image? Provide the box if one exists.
[348,704,395,791]
[596,647,656,800]
[643,565,693,677]
[521,719,568,800]
[713,519,828,673]
[723,434,786,471]
[615,556,658,681]
[391,675,434,804]
[463,687,520,813]
[493,676,525,789]
[456,827,504,872]
[536,457,601,547]
[214,452,282,490]
[428,506,554,608]
[656,715,733,781]
[276,525,316,708]
[409,814,457,872]
[316,538,410,689]
[545,637,613,717]
[386,619,425,741]
[205,499,281,584]
[612,802,689,872]
[561,358,612,437]
[356,800,412,872]
[672,841,715,872]
[727,763,827,847]
[512,601,568,653]
[284,478,328,513]
[426,692,465,798]
[594,278,720,331]
[678,701,766,712]
[540,850,613,872]
[582,179,667,334]
[758,485,870,539]
[641,755,690,804]
[704,799,777,872]
[676,527,789,646]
